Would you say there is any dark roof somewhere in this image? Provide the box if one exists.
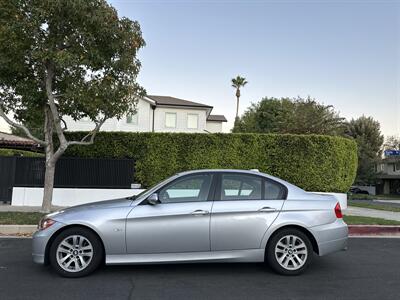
[0,132,36,146]
[147,95,213,109]
[207,115,227,122]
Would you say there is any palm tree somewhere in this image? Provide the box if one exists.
[231,75,248,120]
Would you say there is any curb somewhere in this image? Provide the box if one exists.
[348,225,400,236]
[0,225,37,235]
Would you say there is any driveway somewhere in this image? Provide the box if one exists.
[0,238,399,300]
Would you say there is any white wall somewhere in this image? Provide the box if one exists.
[11,187,145,207]
[206,121,223,133]
[0,116,10,133]
[65,99,152,132]
[63,98,222,133]
[153,107,208,133]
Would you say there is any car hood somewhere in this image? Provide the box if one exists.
[51,198,133,216]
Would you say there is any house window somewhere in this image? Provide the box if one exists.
[395,162,400,172]
[165,112,177,128]
[126,112,138,125]
[187,114,199,129]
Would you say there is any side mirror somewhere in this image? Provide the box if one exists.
[147,193,160,205]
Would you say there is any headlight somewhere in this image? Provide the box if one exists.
[38,218,56,230]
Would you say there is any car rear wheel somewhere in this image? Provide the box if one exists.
[49,227,103,278]
[266,228,313,275]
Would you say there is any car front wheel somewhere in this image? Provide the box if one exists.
[266,228,313,275]
[49,227,103,277]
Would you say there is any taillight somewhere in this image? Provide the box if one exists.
[335,202,343,218]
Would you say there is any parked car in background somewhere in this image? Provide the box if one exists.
[32,169,348,277]
[349,187,370,195]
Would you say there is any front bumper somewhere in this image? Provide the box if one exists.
[32,221,65,264]
[310,219,348,256]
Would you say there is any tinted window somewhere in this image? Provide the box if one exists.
[221,174,262,200]
[265,180,285,200]
[158,174,212,203]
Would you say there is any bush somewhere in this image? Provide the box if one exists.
[0,148,43,157]
[64,132,357,192]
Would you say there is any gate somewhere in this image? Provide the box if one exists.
[0,157,16,203]
[0,156,135,203]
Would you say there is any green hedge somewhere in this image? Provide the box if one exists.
[64,132,357,192]
[0,148,43,157]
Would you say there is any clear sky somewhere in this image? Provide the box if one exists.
[108,0,399,136]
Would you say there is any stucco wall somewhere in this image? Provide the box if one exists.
[63,99,222,133]
[0,116,10,133]
[64,99,153,132]
[153,107,208,133]
[206,121,223,133]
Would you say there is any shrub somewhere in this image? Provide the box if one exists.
[0,148,43,157]
[64,132,357,192]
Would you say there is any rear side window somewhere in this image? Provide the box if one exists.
[265,180,285,200]
[221,174,262,200]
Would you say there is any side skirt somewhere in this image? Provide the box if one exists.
[106,249,265,265]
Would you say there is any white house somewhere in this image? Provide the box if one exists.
[64,95,227,133]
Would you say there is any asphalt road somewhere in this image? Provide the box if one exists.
[0,238,399,300]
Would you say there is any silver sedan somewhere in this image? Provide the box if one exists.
[32,169,348,277]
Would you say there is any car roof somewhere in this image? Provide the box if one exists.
[176,169,303,191]
[177,169,264,176]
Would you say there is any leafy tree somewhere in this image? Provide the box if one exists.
[345,116,384,184]
[233,96,346,135]
[231,76,248,121]
[383,135,400,151]
[0,0,145,212]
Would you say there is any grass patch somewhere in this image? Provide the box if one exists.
[375,194,400,200]
[348,201,400,212]
[348,194,400,201]
[0,212,45,225]
[343,215,400,225]
[348,194,374,200]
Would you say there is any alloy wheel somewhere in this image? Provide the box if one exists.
[274,235,308,270]
[56,235,94,273]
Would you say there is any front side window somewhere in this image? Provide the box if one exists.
[165,112,177,128]
[221,174,262,200]
[158,174,212,203]
[187,114,199,129]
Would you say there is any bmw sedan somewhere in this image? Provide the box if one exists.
[32,169,348,277]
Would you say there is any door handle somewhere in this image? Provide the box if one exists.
[191,209,210,216]
[258,207,277,212]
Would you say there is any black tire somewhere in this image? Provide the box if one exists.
[49,227,104,278]
[266,228,313,276]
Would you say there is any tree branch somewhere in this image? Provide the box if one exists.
[67,117,107,146]
[0,102,48,146]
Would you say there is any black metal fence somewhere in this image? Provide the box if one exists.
[0,156,135,203]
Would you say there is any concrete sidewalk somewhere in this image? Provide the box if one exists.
[345,206,400,222]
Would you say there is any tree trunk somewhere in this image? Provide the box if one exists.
[235,95,240,119]
[41,105,55,213]
[42,158,55,213]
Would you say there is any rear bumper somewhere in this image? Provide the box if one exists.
[310,219,348,256]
